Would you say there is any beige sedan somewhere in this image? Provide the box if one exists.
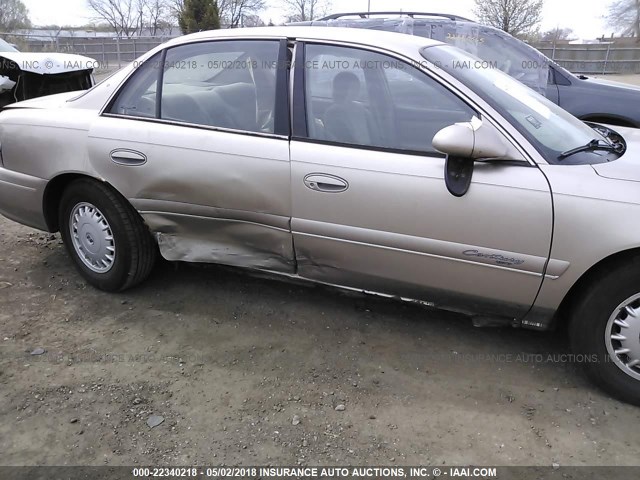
[0,27,639,405]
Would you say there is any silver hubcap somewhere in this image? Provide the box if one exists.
[605,293,640,381]
[69,202,116,273]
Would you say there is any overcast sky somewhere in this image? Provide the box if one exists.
[22,0,613,40]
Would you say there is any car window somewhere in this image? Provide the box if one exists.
[304,44,476,152]
[109,40,280,134]
[442,25,550,95]
[160,41,279,133]
[108,52,163,118]
[306,52,367,102]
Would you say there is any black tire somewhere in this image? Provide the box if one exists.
[569,256,640,406]
[58,178,156,292]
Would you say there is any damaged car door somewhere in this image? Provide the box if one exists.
[290,42,554,321]
[87,38,295,272]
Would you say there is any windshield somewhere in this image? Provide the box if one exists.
[421,45,613,164]
[0,38,18,52]
[437,24,550,95]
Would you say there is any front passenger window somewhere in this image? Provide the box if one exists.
[304,44,476,153]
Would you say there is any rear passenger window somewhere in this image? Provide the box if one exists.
[108,52,163,118]
[109,40,280,134]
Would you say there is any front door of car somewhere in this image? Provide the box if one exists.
[87,39,295,272]
[290,42,554,319]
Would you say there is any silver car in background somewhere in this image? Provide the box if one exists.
[0,27,639,405]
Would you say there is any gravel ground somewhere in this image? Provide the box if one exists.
[1,215,640,468]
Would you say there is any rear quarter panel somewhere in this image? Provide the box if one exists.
[0,107,99,230]
[1,108,96,179]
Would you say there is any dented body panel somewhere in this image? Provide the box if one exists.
[87,116,295,272]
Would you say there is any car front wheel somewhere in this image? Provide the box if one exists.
[569,259,640,406]
[59,178,156,292]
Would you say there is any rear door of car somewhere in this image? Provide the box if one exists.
[289,40,554,320]
[87,38,295,272]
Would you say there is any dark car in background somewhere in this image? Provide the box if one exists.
[297,12,640,128]
[0,38,94,109]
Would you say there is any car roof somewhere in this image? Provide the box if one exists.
[162,26,444,54]
[295,14,507,38]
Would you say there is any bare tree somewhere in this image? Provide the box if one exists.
[607,0,640,38]
[541,27,574,42]
[169,0,184,18]
[88,0,173,36]
[473,0,543,38]
[218,0,266,28]
[242,13,265,27]
[281,0,330,22]
[87,0,139,37]
[0,0,31,32]
[134,0,145,35]
[144,0,173,35]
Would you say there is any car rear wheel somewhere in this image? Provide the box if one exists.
[59,179,156,292]
[569,259,640,405]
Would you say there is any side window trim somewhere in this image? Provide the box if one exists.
[155,48,167,119]
[274,39,291,137]
[292,41,308,138]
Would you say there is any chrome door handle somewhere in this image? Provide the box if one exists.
[303,174,349,193]
[110,149,147,166]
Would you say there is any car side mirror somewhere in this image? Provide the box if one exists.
[433,117,519,160]
[433,118,523,196]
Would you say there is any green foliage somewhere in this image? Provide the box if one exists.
[179,0,221,34]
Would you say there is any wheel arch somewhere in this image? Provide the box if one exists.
[43,173,122,232]
[579,114,638,128]
[553,247,640,329]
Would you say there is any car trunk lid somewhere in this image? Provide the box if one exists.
[2,90,83,110]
